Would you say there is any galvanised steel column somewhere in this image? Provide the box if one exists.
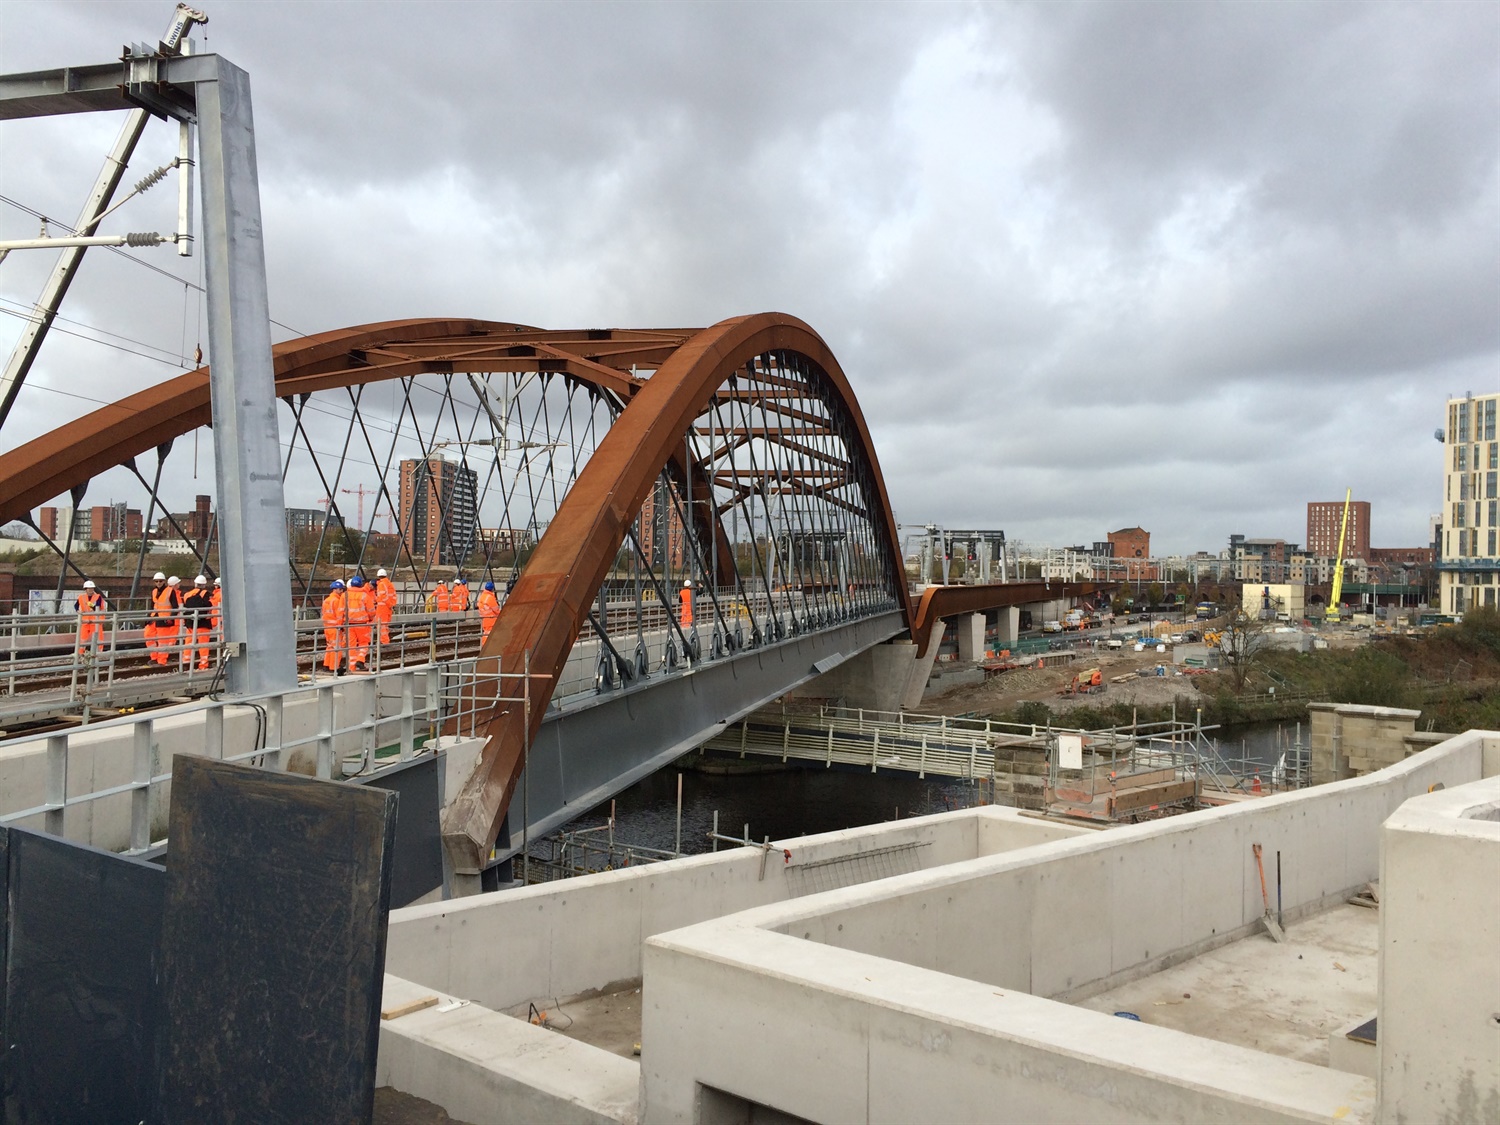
[196,59,295,693]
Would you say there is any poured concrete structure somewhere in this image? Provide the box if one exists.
[376,729,1500,1123]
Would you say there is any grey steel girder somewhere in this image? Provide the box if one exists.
[491,610,905,862]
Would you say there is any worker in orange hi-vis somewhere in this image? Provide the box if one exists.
[182,576,214,670]
[451,575,470,612]
[210,576,222,637]
[346,575,374,671]
[161,575,185,667]
[146,572,175,665]
[321,579,348,675]
[678,579,694,628]
[75,580,107,655]
[431,579,451,613]
[478,580,500,641]
[374,568,397,644]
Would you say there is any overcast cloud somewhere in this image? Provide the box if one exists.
[1,0,1496,554]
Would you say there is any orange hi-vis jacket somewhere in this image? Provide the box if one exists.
[374,577,397,616]
[477,588,500,619]
[321,589,347,627]
[451,581,470,611]
[151,585,181,625]
[347,585,374,624]
[210,586,222,629]
[433,583,450,612]
[76,589,106,624]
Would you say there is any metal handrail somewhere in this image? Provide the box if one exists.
[0,656,521,854]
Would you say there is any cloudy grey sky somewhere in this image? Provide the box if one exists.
[2,0,1496,554]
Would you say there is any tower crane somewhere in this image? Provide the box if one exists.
[1327,488,1352,624]
[340,485,374,530]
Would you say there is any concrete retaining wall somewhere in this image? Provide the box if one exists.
[643,929,1375,1124]
[783,731,1491,1002]
[377,974,638,1125]
[385,808,1085,1014]
[639,731,1499,1124]
[1378,773,1500,1123]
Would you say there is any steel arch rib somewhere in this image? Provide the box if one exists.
[0,317,663,524]
[445,312,912,872]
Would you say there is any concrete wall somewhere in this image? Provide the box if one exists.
[639,731,1500,1124]
[377,974,639,1125]
[385,808,1083,1013]
[1378,774,1500,1124]
[0,673,434,852]
[643,927,1375,1124]
[789,733,1487,1002]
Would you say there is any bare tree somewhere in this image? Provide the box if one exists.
[1220,609,1269,691]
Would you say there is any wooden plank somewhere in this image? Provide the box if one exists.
[381,995,439,1021]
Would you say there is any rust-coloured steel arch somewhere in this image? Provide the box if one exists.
[444,312,912,871]
[0,311,914,874]
[0,317,707,524]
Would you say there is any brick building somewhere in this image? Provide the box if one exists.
[639,479,688,573]
[1106,527,1155,580]
[1307,499,1371,560]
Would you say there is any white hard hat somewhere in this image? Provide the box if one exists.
[683,579,692,588]
[377,568,387,577]
[83,580,96,589]
[214,577,221,586]
[153,572,166,581]
[194,575,207,585]
[167,575,181,586]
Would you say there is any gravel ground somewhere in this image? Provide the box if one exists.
[927,648,1212,717]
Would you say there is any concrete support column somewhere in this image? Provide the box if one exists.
[956,613,985,663]
[995,606,1020,648]
[901,619,944,711]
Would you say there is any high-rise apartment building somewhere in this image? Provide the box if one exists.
[1306,499,1370,560]
[399,458,478,566]
[1439,392,1500,614]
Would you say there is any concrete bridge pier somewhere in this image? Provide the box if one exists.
[956,613,986,663]
[995,606,1020,649]
[900,618,945,711]
[792,638,917,712]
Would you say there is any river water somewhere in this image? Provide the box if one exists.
[536,720,1307,860]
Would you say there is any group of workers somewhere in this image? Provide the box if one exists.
[144,572,222,668]
[319,570,503,676]
[319,569,398,676]
[73,572,223,669]
[73,566,511,675]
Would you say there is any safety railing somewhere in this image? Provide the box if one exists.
[0,656,518,855]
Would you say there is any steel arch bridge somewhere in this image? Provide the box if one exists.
[0,312,929,872]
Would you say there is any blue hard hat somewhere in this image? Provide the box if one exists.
[349,575,365,587]
[483,581,495,591]
[331,579,345,590]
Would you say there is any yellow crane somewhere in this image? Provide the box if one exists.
[1327,488,1352,623]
